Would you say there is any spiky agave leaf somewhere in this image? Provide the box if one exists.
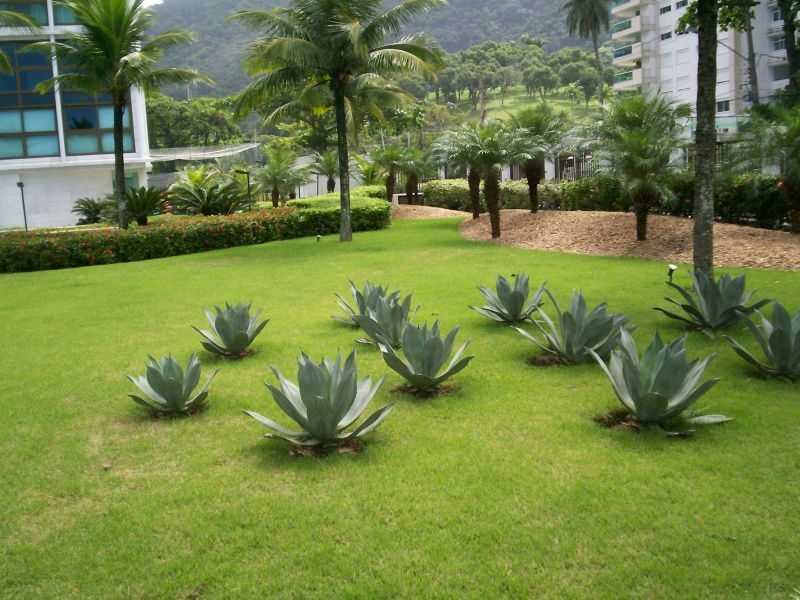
[591,330,730,435]
[193,302,269,358]
[724,302,800,381]
[354,293,416,349]
[333,280,400,326]
[380,321,474,391]
[127,354,219,415]
[655,270,771,332]
[244,351,393,449]
[516,289,630,364]
[471,274,546,324]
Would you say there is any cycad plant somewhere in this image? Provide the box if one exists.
[71,197,105,225]
[516,290,630,364]
[355,294,416,349]
[168,165,244,216]
[259,146,310,207]
[231,0,444,241]
[471,274,546,324]
[34,0,210,229]
[380,322,474,393]
[372,145,407,202]
[127,354,219,416]
[193,303,269,359]
[400,148,437,205]
[125,186,166,226]
[311,150,339,194]
[334,281,400,327]
[594,92,690,240]
[592,331,731,436]
[433,123,484,219]
[725,303,800,381]
[655,270,771,332]
[244,351,393,451]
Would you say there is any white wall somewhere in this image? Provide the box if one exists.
[0,164,146,229]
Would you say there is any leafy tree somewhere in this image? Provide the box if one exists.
[354,154,386,186]
[231,0,444,242]
[311,150,339,193]
[36,0,210,229]
[510,104,567,213]
[146,93,243,148]
[594,93,691,241]
[523,65,558,100]
[563,0,611,71]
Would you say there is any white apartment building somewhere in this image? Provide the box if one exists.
[611,0,792,131]
[0,0,150,230]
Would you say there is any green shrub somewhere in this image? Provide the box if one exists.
[716,172,786,229]
[420,179,477,211]
[538,183,563,210]
[353,185,387,200]
[0,202,391,274]
[560,175,630,212]
[499,180,529,209]
[661,171,695,217]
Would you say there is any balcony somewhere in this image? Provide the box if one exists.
[768,49,788,65]
[613,42,642,66]
[613,68,643,91]
[611,16,641,41]
[768,21,785,36]
[611,0,640,17]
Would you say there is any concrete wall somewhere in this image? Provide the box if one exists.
[0,164,147,229]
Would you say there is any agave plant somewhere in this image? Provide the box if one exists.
[244,352,393,449]
[380,322,474,392]
[354,294,416,349]
[193,303,269,358]
[515,290,630,364]
[334,280,400,327]
[591,331,731,435]
[127,354,219,416]
[655,270,771,332]
[471,274,546,324]
[725,303,800,381]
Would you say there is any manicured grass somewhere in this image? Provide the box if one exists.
[2,218,799,599]
[453,87,601,124]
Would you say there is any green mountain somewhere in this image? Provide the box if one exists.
[151,0,578,98]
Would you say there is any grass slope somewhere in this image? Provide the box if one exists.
[2,219,799,599]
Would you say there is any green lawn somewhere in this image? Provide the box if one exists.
[2,218,799,599]
[452,87,601,124]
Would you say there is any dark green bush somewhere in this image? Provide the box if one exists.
[352,185,387,200]
[420,179,476,211]
[560,175,630,212]
[499,180,529,209]
[716,172,786,229]
[0,201,391,274]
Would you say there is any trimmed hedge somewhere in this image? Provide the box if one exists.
[419,179,476,211]
[0,199,391,274]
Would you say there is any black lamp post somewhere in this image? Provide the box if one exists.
[16,180,28,232]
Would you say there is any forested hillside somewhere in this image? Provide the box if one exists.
[151,0,581,97]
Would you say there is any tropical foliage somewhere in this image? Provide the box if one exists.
[334,281,400,327]
[725,303,800,381]
[258,146,310,207]
[127,353,218,416]
[355,294,416,349]
[311,150,339,194]
[592,331,731,435]
[193,303,269,358]
[71,197,106,225]
[244,351,393,449]
[125,187,167,226]
[471,274,545,324]
[168,165,246,216]
[655,270,771,332]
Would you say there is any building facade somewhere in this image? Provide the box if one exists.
[0,0,150,230]
[611,0,792,126]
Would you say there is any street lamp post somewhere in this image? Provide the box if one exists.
[16,180,28,232]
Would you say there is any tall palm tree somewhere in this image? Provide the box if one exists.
[0,10,38,73]
[259,146,310,207]
[433,124,485,220]
[311,150,339,193]
[563,0,611,71]
[509,104,568,213]
[231,0,445,242]
[595,93,690,241]
[35,0,210,229]
[372,145,407,203]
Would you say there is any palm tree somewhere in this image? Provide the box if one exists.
[509,104,568,213]
[0,10,38,73]
[563,0,611,72]
[231,0,445,242]
[259,146,311,207]
[372,145,407,203]
[433,124,485,220]
[35,0,210,229]
[594,92,690,241]
[400,148,436,205]
[311,150,339,194]
[354,154,386,187]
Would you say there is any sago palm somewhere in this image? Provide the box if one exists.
[563,0,611,71]
[509,104,568,213]
[594,92,690,241]
[259,146,310,207]
[400,148,437,204]
[231,0,445,241]
[35,0,209,229]
[311,150,339,194]
[433,124,485,219]
[372,144,407,203]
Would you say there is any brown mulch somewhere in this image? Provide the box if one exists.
[460,210,800,271]
[393,205,470,220]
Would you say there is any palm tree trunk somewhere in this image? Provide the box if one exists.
[777,0,800,97]
[386,170,396,203]
[524,160,541,213]
[745,13,760,105]
[272,187,280,208]
[468,167,481,219]
[113,94,128,230]
[787,180,799,233]
[485,166,502,239]
[327,176,336,193]
[592,32,602,74]
[406,174,419,205]
[693,0,718,275]
[634,197,649,241]
[332,82,352,242]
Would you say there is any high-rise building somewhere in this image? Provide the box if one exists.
[611,0,792,126]
[0,0,150,230]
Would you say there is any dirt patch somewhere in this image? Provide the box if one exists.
[289,438,364,457]
[393,205,470,220]
[595,409,641,431]
[392,383,458,398]
[460,210,800,271]
[528,355,572,367]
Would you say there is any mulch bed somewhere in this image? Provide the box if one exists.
[460,210,800,271]
[393,205,469,220]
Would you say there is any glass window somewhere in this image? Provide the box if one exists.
[0,137,23,158]
[98,106,130,129]
[66,134,99,155]
[54,5,80,25]
[0,110,21,133]
[23,109,55,132]
[0,1,48,26]
[660,5,672,13]
[101,132,133,153]
[65,106,98,129]
[26,134,59,156]
[19,69,48,92]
